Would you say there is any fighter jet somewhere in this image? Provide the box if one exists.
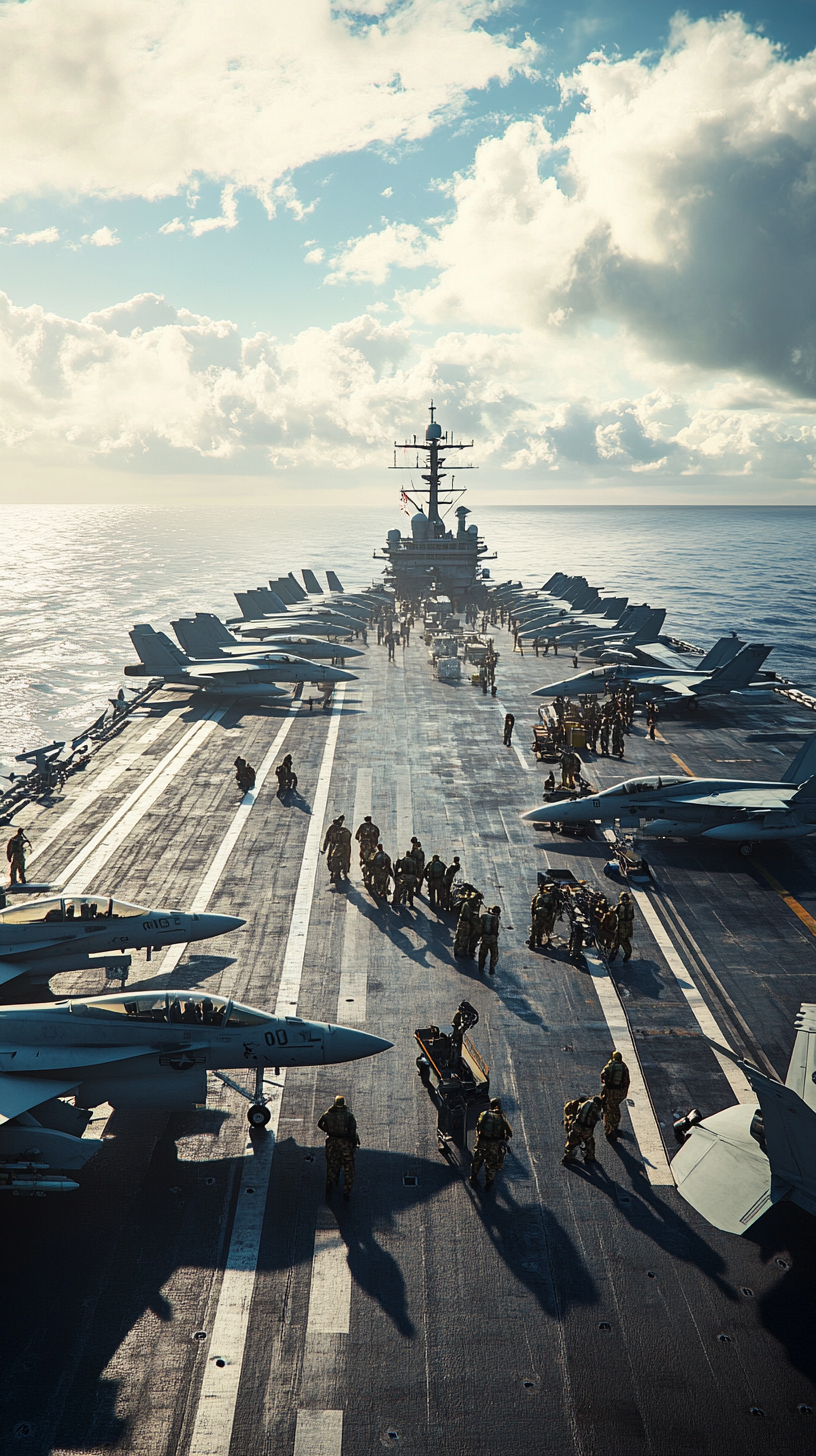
[123,625,356,698]
[0,892,243,992]
[672,1007,816,1234]
[233,588,367,634]
[521,730,816,855]
[533,643,773,707]
[171,613,364,662]
[0,988,392,1192]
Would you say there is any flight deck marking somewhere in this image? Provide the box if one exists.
[668,751,695,777]
[56,708,228,893]
[293,1409,343,1456]
[26,704,188,869]
[157,699,302,981]
[584,949,673,1185]
[336,766,371,1023]
[600,830,753,1100]
[753,863,816,938]
[306,1223,352,1333]
[187,686,346,1456]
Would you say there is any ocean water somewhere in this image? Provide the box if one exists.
[1,503,813,775]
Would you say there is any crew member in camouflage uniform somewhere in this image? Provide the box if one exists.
[610,891,635,962]
[598,903,618,959]
[355,815,380,867]
[392,851,418,908]
[408,837,425,886]
[322,816,352,883]
[530,882,559,948]
[469,1097,513,1188]
[442,855,461,911]
[562,1095,603,1164]
[477,905,501,975]
[6,827,31,886]
[611,719,625,759]
[560,747,581,789]
[318,1094,359,1200]
[425,853,446,910]
[599,719,610,756]
[600,1051,630,1139]
[454,892,478,957]
[370,844,393,898]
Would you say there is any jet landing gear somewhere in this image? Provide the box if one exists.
[211,1063,280,1127]
[738,841,754,858]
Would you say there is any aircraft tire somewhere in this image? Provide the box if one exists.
[248,1104,271,1127]
[738,841,754,858]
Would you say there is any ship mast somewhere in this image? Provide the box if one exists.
[390,401,474,537]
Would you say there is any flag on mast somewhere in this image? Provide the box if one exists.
[400,490,411,515]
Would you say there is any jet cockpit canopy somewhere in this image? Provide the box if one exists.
[0,895,148,925]
[68,990,271,1027]
[603,775,690,797]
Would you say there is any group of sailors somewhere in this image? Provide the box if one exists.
[530,878,636,963]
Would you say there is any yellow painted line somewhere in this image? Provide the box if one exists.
[754,864,816,937]
[668,751,695,778]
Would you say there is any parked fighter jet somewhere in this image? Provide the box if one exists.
[0,894,243,992]
[171,613,364,662]
[672,1008,816,1234]
[533,643,772,708]
[232,588,367,634]
[521,731,816,854]
[0,989,392,1192]
[124,625,356,698]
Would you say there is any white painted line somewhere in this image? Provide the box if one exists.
[632,888,755,1103]
[395,768,412,857]
[601,830,755,1103]
[157,701,301,981]
[494,699,532,771]
[336,767,371,1023]
[306,1225,352,1334]
[27,706,188,868]
[293,1409,344,1456]
[584,949,673,1185]
[58,708,228,893]
[187,685,346,1456]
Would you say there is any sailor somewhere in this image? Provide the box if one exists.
[454,891,479,957]
[599,719,610,756]
[647,701,660,740]
[407,837,426,884]
[425,853,446,910]
[600,1051,631,1139]
[275,754,297,793]
[562,1095,603,1165]
[611,720,625,759]
[386,631,396,662]
[469,1098,513,1189]
[598,903,619,959]
[610,891,635,962]
[503,713,515,746]
[543,770,556,794]
[370,844,393,898]
[442,855,461,911]
[530,883,558,948]
[392,851,418,908]
[477,905,501,975]
[560,747,581,789]
[234,756,256,794]
[6,827,31,885]
[318,1094,359,1201]
[355,815,380,865]
[322,816,352,884]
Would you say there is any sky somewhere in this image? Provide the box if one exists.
[1,0,815,505]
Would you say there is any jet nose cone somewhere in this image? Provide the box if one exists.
[326,1025,393,1063]
[198,913,246,937]
[325,666,358,682]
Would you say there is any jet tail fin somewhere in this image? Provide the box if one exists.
[302,568,323,594]
[781,730,816,785]
[627,608,666,645]
[194,613,235,646]
[129,625,189,669]
[697,635,744,672]
[706,643,772,690]
[326,571,344,592]
[171,618,227,659]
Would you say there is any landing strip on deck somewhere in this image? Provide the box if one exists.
[3,627,816,1456]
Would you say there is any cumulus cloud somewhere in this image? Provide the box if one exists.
[327,222,436,285]
[81,226,120,247]
[12,226,60,245]
[350,16,816,397]
[0,0,534,207]
[0,290,812,485]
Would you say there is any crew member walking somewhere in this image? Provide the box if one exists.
[6,827,31,885]
[600,1051,630,1139]
[469,1098,513,1189]
[318,1094,359,1201]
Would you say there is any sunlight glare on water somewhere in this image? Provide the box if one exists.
[1,502,813,774]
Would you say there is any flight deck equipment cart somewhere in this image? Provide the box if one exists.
[608,835,653,884]
[415,1002,490,1168]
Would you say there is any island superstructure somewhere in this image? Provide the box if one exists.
[374,402,495,606]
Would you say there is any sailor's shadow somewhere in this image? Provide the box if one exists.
[471,1175,597,1317]
[276,789,311,815]
[343,886,432,966]
[594,1140,736,1297]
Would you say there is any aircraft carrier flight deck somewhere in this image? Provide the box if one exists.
[2,580,816,1456]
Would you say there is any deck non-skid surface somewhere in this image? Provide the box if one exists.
[4,632,816,1456]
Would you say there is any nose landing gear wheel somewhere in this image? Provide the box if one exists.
[738,841,754,858]
[248,1104,271,1127]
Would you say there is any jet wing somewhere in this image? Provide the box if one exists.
[671,1103,775,1234]
[0,1043,207,1073]
[660,680,696,697]
[785,1005,816,1114]
[680,789,791,811]
[0,1072,79,1124]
